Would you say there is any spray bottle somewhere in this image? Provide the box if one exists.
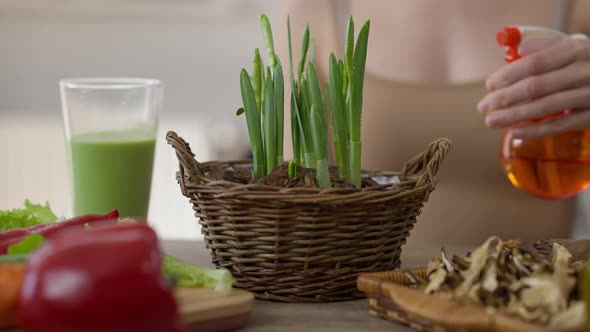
[496,26,590,199]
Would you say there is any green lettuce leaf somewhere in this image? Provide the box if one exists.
[0,200,58,231]
[162,254,234,294]
[7,234,46,255]
[23,200,57,223]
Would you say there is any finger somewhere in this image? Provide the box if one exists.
[511,109,590,139]
[484,86,590,128]
[486,39,588,91]
[478,61,589,112]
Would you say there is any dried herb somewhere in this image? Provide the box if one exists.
[406,237,586,330]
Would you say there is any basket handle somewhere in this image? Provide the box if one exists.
[166,131,206,193]
[402,138,452,189]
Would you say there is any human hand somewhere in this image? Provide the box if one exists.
[478,37,590,139]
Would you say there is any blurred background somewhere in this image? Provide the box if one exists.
[0,0,277,239]
[1,0,588,242]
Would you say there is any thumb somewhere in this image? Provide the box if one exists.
[517,35,565,56]
[518,33,589,56]
[570,33,590,40]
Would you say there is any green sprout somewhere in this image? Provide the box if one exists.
[238,14,370,189]
[238,14,284,177]
[326,17,370,187]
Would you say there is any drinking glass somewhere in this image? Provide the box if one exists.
[60,77,162,218]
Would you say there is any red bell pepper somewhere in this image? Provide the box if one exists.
[0,210,119,254]
[16,223,185,332]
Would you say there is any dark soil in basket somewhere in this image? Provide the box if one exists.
[208,163,379,188]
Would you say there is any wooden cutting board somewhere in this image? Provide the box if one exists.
[358,270,547,332]
[8,287,254,332]
[177,287,254,332]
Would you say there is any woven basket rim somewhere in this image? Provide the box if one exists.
[179,160,420,196]
[167,131,452,199]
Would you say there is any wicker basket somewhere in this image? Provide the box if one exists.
[167,131,451,303]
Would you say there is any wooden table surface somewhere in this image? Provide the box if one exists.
[162,240,466,332]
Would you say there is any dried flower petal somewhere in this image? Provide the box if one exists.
[503,302,549,324]
[482,257,498,293]
[513,252,531,277]
[441,248,455,273]
[552,243,572,270]
[425,267,447,294]
[452,255,470,270]
[455,236,500,297]
[464,283,483,305]
[520,275,565,315]
[403,270,425,287]
[421,236,587,328]
[427,257,443,275]
[549,301,585,331]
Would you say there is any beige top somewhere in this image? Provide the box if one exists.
[361,73,574,248]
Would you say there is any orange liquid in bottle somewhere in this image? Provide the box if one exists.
[501,129,590,199]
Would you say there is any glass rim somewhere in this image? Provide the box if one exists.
[60,77,162,90]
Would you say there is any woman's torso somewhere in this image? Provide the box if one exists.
[347,0,575,247]
[361,76,574,248]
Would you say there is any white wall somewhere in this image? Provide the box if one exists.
[0,0,277,239]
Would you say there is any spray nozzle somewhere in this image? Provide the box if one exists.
[497,27,521,47]
[496,26,569,63]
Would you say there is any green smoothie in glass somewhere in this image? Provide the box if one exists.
[60,77,162,218]
[69,129,156,217]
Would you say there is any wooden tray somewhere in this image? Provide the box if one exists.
[177,287,254,332]
[357,269,556,332]
[7,287,254,332]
